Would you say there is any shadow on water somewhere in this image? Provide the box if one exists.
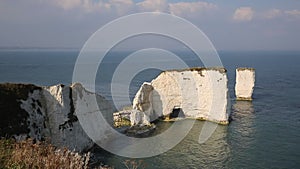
[227,100,256,169]
[92,101,258,169]
[231,101,255,137]
[93,119,231,169]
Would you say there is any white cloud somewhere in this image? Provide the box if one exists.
[50,0,136,14]
[263,9,282,19]
[233,7,254,22]
[54,0,82,10]
[136,0,168,12]
[49,0,217,17]
[261,9,300,20]
[285,9,300,17]
[169,2,217,16]
[108,0,134,15]
[81,0,109,13]
[51,0,107,12]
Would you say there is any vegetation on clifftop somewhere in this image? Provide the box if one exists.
[0,138,113,169]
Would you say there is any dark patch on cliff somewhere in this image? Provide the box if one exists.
[237,67,255,72]
[58,87,78,131]
[0,83,41,137]
[164,67,227,75]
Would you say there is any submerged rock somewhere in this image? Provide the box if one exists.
[113,109,155,137]
[113,109,150,127]
[235,68,255,101]
[125,124,156,137]
[132,67,230,124]
[0,83,114,152]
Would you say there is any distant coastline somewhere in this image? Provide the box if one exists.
[1,47,300,53]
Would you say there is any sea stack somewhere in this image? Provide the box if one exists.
[235,68,255,101]
[132,68,230,124]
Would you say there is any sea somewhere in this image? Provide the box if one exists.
[0,49,300,169]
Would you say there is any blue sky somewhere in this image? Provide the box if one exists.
[0,0,300,51]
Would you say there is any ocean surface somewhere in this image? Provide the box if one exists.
[0,50,300,168]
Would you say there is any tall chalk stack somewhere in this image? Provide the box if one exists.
[235,68,255,101]
[133,68,230,124]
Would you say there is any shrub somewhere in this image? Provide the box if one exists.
[0,138,91,169]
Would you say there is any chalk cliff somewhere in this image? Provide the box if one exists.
[235,68,255,100]
[132,68,230,124]
[0,83,114,152]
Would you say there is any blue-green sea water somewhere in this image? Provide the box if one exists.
[0,50,299,168]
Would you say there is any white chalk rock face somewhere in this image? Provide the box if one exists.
[19,89,48,141]
[133,68,229,124]
[130,110,150,126]
[0,83,114,152]
[132,82,154,121]
[42,84,95,152]
[235,68,255,100]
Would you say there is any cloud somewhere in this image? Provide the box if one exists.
[169,2,217,16]
[51,0,134,14]
[82,0,110,13]
[108,0,134,15]
[49,0,218,17]
[51,0,109,13]
[233,7,254,22]
[263,9,282,19]
[54,0,82,10]
[285,9,300,17]
[260,9,300,20]
[136,0,168,12]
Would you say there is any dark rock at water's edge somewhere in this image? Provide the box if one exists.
[0,83,115,152]
[125,124,156,138]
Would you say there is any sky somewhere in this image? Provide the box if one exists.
[0,0,300,51]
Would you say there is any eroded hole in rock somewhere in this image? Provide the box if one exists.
[169,107,185,119]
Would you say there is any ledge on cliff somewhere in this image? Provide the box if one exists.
[164,67,227,74]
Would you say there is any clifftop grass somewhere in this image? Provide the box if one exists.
[0,138,98,169]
